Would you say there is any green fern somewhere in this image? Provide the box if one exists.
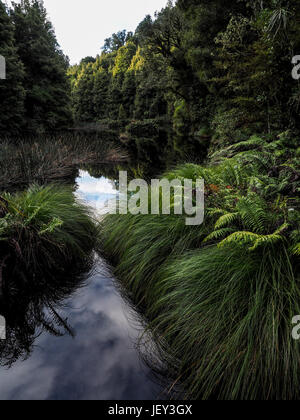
[291,243,300,256]
[215,212,240,229]
[39,217,64,235]
[218,224,289,251]
[236,195,270,234]
[218,231,260,247]
[206,208,226,218]
[249,234,284,252]
[203,228,236,243]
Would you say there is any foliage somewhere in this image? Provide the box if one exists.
[0,185,99,282]
[0,0,71,134]
[0,1,25,133]
[0,134,128,191]
[101,134,300,399]
[69,0,300,160]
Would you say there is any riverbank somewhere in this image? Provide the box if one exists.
[0,134,128,192]
[0,160,166,400]
[101,134,300,400]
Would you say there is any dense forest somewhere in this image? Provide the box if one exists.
[1,0,300,159]
[69,0,300,161]
[0,0,70,134]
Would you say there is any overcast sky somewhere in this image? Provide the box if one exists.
[6,0,168,64]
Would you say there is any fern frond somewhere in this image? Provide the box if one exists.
[274,223,290,235]
[229,136,264,152]
[218,231,260,248]
[203,228,236,244]
[291,243,300,256]
[215,212,240,229]
[237,196,269,233]
[249,234,283,251]
[239,152,275,172]
[206,208,226,218]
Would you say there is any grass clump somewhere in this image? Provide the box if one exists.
[149,245,299,400]
[101,136,300,400]
[0,184,98,285]
[0,134,128,191]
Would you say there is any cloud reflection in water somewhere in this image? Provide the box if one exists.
[0,171,163,400]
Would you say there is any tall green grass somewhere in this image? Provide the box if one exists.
[101,136,300,399]
[0,184,98,283]
[0,134,128,191]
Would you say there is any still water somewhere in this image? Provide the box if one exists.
[0,170,165,400]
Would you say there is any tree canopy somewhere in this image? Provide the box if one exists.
[0,0,71,134]
[69,0,300,159]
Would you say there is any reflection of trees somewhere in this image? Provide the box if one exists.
[0,261,93,367]
[81,161,164,186]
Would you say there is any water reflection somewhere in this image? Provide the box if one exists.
[75,170,117,213]
[0,267,89,368]
[0,170,165,400]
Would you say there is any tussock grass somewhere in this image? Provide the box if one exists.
[0,184,99,285]
[0,134,128,191]
[148,245,300,400]
[101,137,300,400]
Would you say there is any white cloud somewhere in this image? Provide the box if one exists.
[77,171,117,195]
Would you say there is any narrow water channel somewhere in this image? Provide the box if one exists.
[0,170,165,400]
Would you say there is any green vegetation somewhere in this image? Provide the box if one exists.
[0,134,128,191]
[0,1,25,133]
[69,0,300,161]
[101,135,300,399]
[0,0,71,134]
[0,0,300,399]
[0,184,98,283]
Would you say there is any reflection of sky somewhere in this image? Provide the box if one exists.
[75,170,118,214]
[0,172,164,400]
[0,259,163,400]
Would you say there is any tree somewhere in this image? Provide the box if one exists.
[93,66,110,119]
[72,63,95,121]
[11,0,71,132]
[102,30,133,53]
[80,56,96,65]
[0,0,25,133]
[135,15,153,45]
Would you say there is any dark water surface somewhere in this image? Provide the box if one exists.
[0,170,165,400]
